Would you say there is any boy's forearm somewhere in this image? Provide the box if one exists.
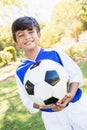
[33,103,40,109]
[68,82,80,99]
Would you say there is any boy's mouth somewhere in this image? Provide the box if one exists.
[24,41,33,45]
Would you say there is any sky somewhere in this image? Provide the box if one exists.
[0,0,60,25]
[21,0,60,22]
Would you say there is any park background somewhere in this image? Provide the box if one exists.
[0,0,87,130]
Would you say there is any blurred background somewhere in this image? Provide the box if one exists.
[0,0,87,64]
[0,0,87,130]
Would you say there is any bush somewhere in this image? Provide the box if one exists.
[4,46,17,61]
[66,46,83,61]
[0,51,12,66]
[0,25,14,50]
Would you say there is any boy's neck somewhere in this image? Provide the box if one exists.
[25,46,40,60]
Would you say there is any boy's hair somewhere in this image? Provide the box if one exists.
[12,16,40,42]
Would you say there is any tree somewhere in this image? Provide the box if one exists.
[0,0,30,51]
[52,1,83,42]
[39,22,62,48]
[0,0,21,6]
[81,3,87,30]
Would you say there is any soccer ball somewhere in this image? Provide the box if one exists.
[24,59,69,106]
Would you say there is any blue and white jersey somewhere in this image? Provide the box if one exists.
[16,48,83,113]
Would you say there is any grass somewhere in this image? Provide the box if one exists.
[0,77,45,130]
[79,61,87,94]
[0,61,87,130]
[78,61,87,100]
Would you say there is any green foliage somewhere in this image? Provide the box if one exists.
[0,0,87,50]
[4,46,17,61]
[0,0,21,6]
[66,46,83,60]
[39,21,46,30]
[81,3,87,30]
[39,0,85,47]
[0,51,12,66]
[0,25,14,50]
[79,61,87,93]
[0,53,3,62]
[52,1,82,23]
[39,23,62,48]
[52,1,83,40]
[81,3,87,22]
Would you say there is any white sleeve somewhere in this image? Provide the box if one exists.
[15,74,39,113]
[57,49,83,84]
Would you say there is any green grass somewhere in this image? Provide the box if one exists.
[0,61,87,130]
[0,77,45,130]
[79,61,87,94]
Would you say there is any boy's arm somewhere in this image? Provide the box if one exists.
[37,49,83,111]
[16,75,39,113]
[57,49,83,84]
[52,82,80,111]
[36,82,80,111]
[16,74,55,112]
[48,49,83,111]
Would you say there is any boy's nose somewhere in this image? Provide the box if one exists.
[25,33,31,39]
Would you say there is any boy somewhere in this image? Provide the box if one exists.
[12,16,87,130]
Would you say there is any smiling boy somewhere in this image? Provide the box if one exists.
[12,16,87,130]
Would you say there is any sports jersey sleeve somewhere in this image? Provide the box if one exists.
[56,49,83,84]
[15,74,39,113]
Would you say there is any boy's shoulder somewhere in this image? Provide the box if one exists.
[43,47,61,52]
[16,59,30,71]
[44,47,63,55]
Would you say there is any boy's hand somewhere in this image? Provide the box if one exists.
[34,83,79,111]
[39,104,54,109]
[33,92,73,111]
[33,102,54,109]
[51,92,72,111]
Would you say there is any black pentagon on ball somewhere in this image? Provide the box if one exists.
[25,80,34,95]
[45,70,60,86]
[44,97,59,105]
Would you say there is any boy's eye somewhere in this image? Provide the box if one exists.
[18,33,24,37]
[28,30,34,34]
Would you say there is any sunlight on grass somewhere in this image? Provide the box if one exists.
[0,100,9,114]
[0,78,45,130]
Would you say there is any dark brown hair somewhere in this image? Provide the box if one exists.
[12,16,40,42]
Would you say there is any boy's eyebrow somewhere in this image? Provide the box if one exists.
[27,26,34,30]
[16,31,23,34]
[16,29,34,34]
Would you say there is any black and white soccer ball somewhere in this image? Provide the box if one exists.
[24,59,69,106]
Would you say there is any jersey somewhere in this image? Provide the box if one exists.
[16,48,83,113]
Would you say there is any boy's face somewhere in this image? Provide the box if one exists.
[15,27,40,51]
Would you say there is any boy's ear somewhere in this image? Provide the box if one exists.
[38,32,41,38]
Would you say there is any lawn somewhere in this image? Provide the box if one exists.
[78,61,87,100]
[0,61,87,130]
[0,77,45,130]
